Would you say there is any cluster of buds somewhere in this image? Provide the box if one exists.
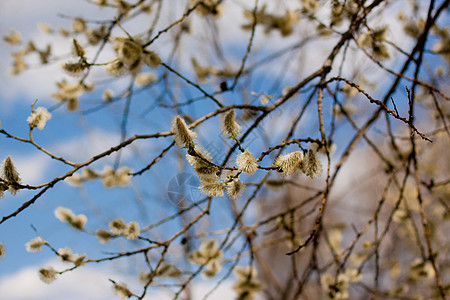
[330,0,360,27]
[320,268,362,299]
[171,115,226,197]
[188,239,224,279]
[66,166,132,188]
[112,281,133,299]
[187,146,226,197]
[5,35,52,74]
[51,80,95,112]
[301,0,319,14]
[190,0,225,17]
[242,7,300,37]
[57,246,87,266]
[61,39,90,78]
[357,26,391,61]
[138,262,182,283]
[106,37,161,77]
[95,218,140,243]
[191,58,236,83]
[407,258,436,281]
[173,114,251,199]
[54,207,88,230]
[232,266,263,300]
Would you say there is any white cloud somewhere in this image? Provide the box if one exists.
[50,129,122,163]
[12,152,52,185]
[49,127,156,169]
[1,128,125,188]
[0,259,245,300]
[1,128,122,186]
[0,261,126,300]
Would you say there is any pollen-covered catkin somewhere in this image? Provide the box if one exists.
[172,115,197,148]
[1,156,21,195]
[27,107,51,130]
[221,110,241,138]
[38,267,57,284]
[236,150,258,175]
[274,151,304,177]
[300,149,322,178]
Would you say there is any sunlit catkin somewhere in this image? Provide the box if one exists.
[221,110,241,139]
[236,150,258,175]
[172,115,197,148]
[1,156,21,194]
[274,151,304,177]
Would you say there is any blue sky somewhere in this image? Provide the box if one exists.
[0,1,270,298]
[0,0,448,299]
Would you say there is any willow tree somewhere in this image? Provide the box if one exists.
[1,0,449,299]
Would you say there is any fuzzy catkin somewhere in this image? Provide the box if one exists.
[38,267,57,284]
[27,107,51,130]
[274,151,304,177]
[300,149,322,178]
[1,156,20,184]
[221,110,241,138]
[172,115,197,147]
[236,150,258,175]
